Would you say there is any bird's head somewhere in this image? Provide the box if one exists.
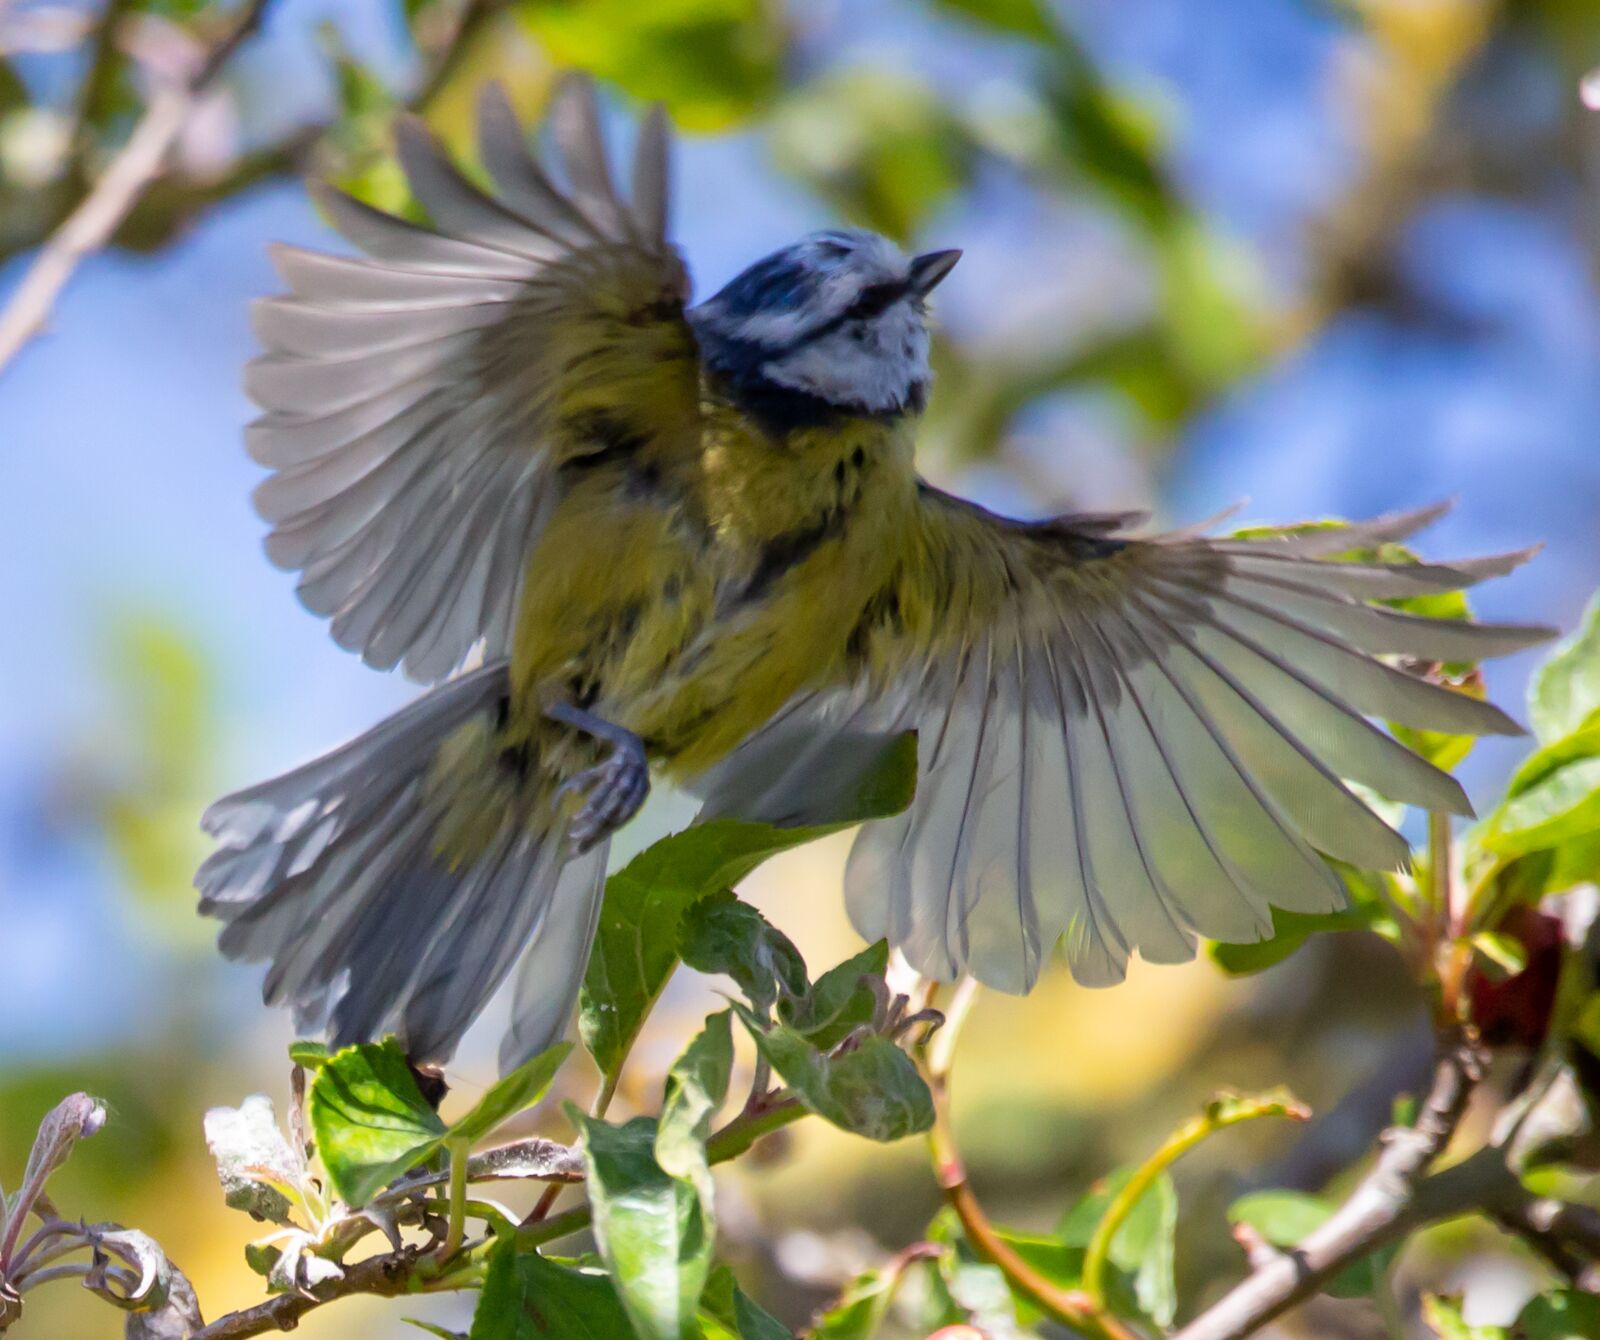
[688,229,960,423]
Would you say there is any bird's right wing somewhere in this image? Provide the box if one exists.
[695,501,1554,993]
[247,78,700,683]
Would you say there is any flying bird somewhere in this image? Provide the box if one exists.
[197,78,1553,1072]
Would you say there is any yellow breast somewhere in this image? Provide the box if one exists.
[504,397,920,783]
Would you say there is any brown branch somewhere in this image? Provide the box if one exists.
[184,1097,808,1340]
[1496,1193,1600,1262]
[0,0,508,374]
[0,0,273,376]
[930,1101,1142,1340]
[188,1244,430,1340]
[919,976,1140,1340]
[1174,1034,1489,1340]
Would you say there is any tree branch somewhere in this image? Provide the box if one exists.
[188,1243,429,1340]
[0,0,273,376]
[183,1097,810,1340]
[918,977,1140,1340]
[0,0,511,376]
[1174,1034,1488,1340]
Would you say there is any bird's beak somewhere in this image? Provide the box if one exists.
[908,249,962,296]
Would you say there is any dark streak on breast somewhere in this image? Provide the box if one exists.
[739,507,847,604]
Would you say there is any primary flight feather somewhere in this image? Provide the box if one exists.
[199,77,1554,1072]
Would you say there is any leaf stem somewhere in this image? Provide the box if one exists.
[510,1097,809,1256]
[1427,810,1477,1022]
[440,1139,469,1260]
[589,1072,619,1121]
[919,976,1136,1340]
[929,1084,1133,1339]
[1082,1090,1309,1315]
[1428,811,1459,931]
[704,1095,806,1164]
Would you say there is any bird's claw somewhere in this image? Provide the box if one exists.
[560,735,649,852]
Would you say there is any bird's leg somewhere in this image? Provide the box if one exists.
[546,702,650,852]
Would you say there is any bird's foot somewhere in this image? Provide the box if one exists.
[548,703,650,852]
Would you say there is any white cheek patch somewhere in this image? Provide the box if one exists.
[762,304,930,412]
[777,309,929,410]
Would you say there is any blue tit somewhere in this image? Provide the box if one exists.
[197,77,1554,1072]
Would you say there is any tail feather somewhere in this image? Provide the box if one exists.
[501,842,609,1072]
[197,661,606,1066]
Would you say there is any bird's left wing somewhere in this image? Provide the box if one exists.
[247,79,698,682]
[697,495,1553,993]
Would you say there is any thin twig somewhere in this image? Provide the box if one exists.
[440,1139,470,1260]
[919,977,1137,1340]
[1174,1034,1488,1340]
[0,0,507,374]
[0,0,272,375]
[1081,1090,1308,1315]
[188,1098,811,1340]
[188,1244,428,1340]
[930,1090,1138,1340]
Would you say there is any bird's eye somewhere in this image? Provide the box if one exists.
[847,282,907,320]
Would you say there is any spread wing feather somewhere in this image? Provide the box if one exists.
[245,77,693,683]
[696,499,1554,992]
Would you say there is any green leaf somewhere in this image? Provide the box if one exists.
[731,1289,791,1340]
[581,734,916,1086]
[449,1043,572,1146]
[1208,902,1384,977]
[575,1113,714,1340]
[1226,1189,1330,1243]
[1470,930,1528,980]
[1058,1168,1177,1327]
[309,1040,446,1207]
[288,1040,331,1069]
[698,1265,791,1340]
[1466,715,1600,904]
[1228,1190,1395,1299]
[1531,591,1600,745]
[679,893,808,1017]
[809,1263,903,1340]
[310,1041,568,1207]
[732,1006,933,1142]
[1574,991,1600,1057]
[779,941,888,1050]
[1481,754,1600,858]
[243,1241,281,1278]
[1516,1289,1600,1339]
[656,1011,734,1205]
[0,59,25,116]
[519,0,783,130]
[471,1237,635,1340]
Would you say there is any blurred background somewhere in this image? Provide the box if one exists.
[2,0,1598,1335]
